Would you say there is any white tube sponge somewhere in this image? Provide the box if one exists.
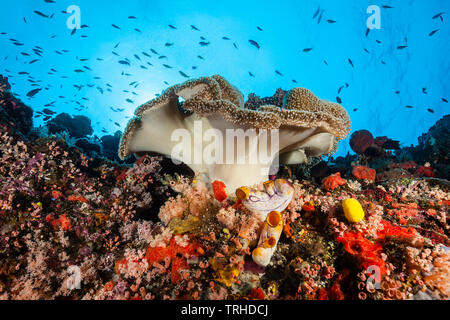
[252,210,284,267]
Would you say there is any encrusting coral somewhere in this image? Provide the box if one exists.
[119,75,351,193]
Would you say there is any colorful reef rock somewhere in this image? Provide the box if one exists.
[0,74,449,301]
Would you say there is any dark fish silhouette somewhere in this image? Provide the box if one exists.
[26,88,42,97]
[42,108,56,115]
[165,42,174,47]
[112,24,121,29]
[405,105,414,108]
[275,70,283,76]
[336,96,342,103]
[222,37,230,40]
[313,6,320,19]
[397,45,408,49]
[317,10,324,24]
[233,43,238,49]
[199,41,210,46]
[432,12,445,19]
[168,24,177,29]
[303,48,313,52]
[163,64,172,68]
[427,108,434,113]
[191,25,200,31]
[249,40,260,49]
[128,16,137,19]
[249,72,255,77]
[348,58,354,67]
[442,98,448,103]
[119,60,130,65]
[256,26,263,31]
[150,49,159,55]
[34,11,48,18]
[327,20,336,23]
[429,29,439,36]
[382,5,393,9]
[179,71,189,78]
[197,55,204,60]
[422,88,427,94]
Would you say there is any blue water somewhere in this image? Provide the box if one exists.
[1,0,449,157]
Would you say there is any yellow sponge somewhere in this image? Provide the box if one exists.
[342,198,365,223]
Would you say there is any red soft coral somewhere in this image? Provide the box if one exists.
[352,166,376,181]
[322,172,346,191]
[212,180,227,202]
[145,236,203,284]
[414,166,436,177]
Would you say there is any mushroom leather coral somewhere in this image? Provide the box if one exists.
[119,75,351,193]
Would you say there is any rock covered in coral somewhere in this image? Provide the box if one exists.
[0,75,33,136]
[75,138,101,154]
[101,130,122,162]
[47,112,93,138]
[350,130,374,154]
[402,115,450,179]
[350,129,399,159]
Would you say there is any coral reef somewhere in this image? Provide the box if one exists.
[47,113,93,139]
[400,115,450,179]
[350,129,400,160]
[0,75,33,136]
[0,76,448,301]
